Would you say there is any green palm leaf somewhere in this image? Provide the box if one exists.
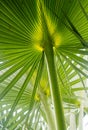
[0,0,88,130]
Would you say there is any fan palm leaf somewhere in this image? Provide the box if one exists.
[0,0,88,130]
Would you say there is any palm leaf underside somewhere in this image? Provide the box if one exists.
[0,0,88,129]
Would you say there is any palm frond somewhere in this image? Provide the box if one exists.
[0,0,88,129]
